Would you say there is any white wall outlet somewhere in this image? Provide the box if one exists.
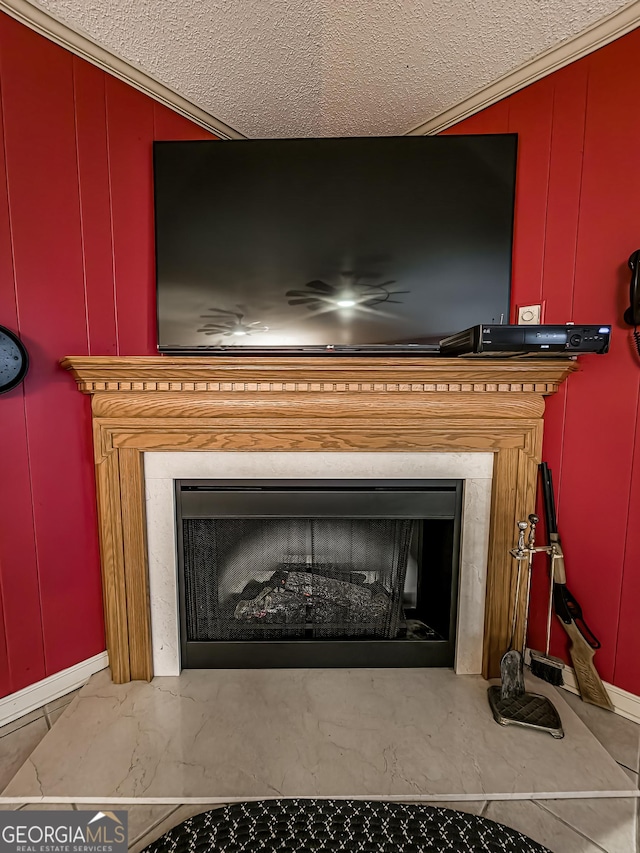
[517,304,542,325]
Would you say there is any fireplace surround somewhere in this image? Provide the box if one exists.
[61,355,575,683]
[144,450,491,676]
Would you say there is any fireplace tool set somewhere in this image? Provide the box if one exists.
[489,463,613,736]
[487,512,565,739]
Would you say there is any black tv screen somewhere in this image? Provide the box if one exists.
[153,136,517,353]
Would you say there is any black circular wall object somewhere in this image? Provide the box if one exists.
[0,325,29,394]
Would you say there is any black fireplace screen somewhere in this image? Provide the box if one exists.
[176,480,462,669]
[183,518,413,641]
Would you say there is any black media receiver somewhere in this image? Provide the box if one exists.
[439,324,611,356]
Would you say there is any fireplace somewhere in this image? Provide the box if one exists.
[176,479,462,668]
[146,451,491,676]
[61,355,576,682]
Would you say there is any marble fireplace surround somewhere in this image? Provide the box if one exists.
[61,356,576,684]
[145,450,493,676]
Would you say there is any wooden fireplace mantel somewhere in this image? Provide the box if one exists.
[61,355,576,684]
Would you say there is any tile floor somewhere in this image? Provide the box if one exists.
[0,691,79,797]
[0,671,638,853]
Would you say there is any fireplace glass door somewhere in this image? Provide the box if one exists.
[176,480,462,668]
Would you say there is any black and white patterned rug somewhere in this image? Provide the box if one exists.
[143,799,550,852]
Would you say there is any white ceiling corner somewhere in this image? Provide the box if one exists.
[4,0,639,138]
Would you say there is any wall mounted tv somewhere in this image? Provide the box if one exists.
[153,135,517,354]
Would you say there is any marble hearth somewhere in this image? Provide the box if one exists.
[61,356,576,682]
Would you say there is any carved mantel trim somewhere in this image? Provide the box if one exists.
[62,355,572,395]
[62,356,576,685]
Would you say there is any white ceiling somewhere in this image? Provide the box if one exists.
[28,0,633,137]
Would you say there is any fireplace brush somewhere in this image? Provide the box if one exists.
[529,548,565,686]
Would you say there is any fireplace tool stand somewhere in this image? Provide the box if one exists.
[487,514,564,739]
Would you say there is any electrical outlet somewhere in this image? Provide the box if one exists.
[517,304,542,325]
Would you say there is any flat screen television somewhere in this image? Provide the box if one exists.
[153,135,517,354]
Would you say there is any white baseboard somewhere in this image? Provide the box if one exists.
[559,666,640,726]
[524,648,640,725]
[0,651,109,728]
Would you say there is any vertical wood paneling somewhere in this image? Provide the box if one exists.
[558,374,636,681]
[0,12,218,698]
[0,133,13,693]
[0,390,43,694]
[615,401,640,691]
[528,62,589,659]
[0,17,46,692]
[74,59,118,356]
[106,78,155,356]
[1,9,640,698]
[0,15,105,679]
[0,74,20,697]
[557,32,640,681]
[0,580,9,696]
[450,30,640,689]
[540,61,589,325]
[507,78,554,316]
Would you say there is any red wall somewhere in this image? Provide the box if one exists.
[1,13,639,698]
[446,28,640,693]
[0,12,215,697]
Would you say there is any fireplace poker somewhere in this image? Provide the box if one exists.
[498,521,527,700]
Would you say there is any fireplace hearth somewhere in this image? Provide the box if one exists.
[177,480,462,668]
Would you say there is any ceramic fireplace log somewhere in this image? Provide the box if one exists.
[233,569,393,632]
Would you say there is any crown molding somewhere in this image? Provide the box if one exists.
[407,1,640,135]
[2,0,637,145]
[0,0,246,140]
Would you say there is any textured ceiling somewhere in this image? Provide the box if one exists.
[30,0,631,137]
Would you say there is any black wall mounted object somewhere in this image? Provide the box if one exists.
[153,135,517,354]
[624,249,640,327]
[624,249,640,359]
[0,325,28,394]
